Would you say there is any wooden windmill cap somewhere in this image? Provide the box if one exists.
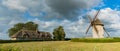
[94,18,104,26]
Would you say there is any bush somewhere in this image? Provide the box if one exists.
[71,38,120,43]
[64,38,71,41]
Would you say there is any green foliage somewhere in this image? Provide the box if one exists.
[8,23,24,36]
[53,26,66,40]
[8,22,38,37]
[24,22,38,30]
[71,37,120,43]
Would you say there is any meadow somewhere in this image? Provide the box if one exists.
[1,41,120,51]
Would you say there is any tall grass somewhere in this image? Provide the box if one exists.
[1,41,120,51]
[0,45,20,51]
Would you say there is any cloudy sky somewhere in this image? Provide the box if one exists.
[0,0,120,39]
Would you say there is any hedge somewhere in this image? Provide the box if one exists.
[71,37,120,43]
[0,40,52,43]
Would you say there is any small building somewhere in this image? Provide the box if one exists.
[11,30,52,40]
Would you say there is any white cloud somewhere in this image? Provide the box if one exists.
[1,7,120,39]
[99,8,120,29]
[2,0,27,11]
[33,18,87,38]
[1,0,103,20]
[110,23,120,29]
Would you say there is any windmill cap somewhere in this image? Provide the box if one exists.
[93,18,104,26]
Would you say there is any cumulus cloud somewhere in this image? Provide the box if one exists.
[33,18,87,38]
[2,0,103,21]
[46,0,102,13]
[43,0,103,20]
[2,0,27,11]
[33,8,120,38]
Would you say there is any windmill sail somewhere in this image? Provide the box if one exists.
[93,10,100,21]
[86,24,91,34]
[103,27,110,37]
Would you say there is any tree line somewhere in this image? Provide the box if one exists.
[8,21,66,40]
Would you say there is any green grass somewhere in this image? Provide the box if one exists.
[0,45,20,51]
[71,38,120,43]
[1,41,120,51]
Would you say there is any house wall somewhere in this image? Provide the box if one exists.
[92,25,104,38]
[11,38,17,40]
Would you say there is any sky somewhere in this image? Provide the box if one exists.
[0,0,120,39]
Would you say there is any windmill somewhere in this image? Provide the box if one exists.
[85,10,110,38]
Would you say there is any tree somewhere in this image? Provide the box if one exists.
[24,22,38,30]
[8,23,24,36]
[8,22,38,37]
[53,26,65,40]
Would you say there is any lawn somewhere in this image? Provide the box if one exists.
[0,41,120,51]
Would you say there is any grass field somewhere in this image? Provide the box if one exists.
[0,41,120,51]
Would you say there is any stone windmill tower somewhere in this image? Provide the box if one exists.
[85,10,110,38]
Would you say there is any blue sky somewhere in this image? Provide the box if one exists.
[0,0,120,39]
[102,0,120,9]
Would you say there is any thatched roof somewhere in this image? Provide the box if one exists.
[93,18,104,26]
[11,30,51,38]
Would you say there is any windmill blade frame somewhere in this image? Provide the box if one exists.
[85,24,91,34]
[103,27,110,37]
[85,16,92,34]
[92,10,100,22]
